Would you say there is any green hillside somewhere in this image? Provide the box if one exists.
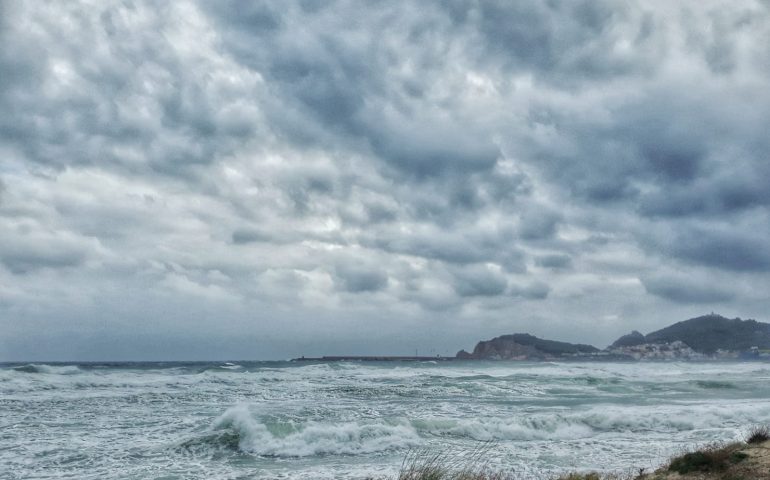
[613,314,770,354]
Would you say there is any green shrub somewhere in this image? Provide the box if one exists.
[667,442,746,474]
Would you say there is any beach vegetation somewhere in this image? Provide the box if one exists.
[666,442,747,474]
[746,425,770,444]
[397,444,514,480]
[553,472,639,480]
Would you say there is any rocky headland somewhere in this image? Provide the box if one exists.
[456,333,599,360]
[456,314,770,361]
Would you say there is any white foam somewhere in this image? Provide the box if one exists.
[12,364,81,375]
[6,361,770,479]
[409,400,770,441]
[210,405,422,457]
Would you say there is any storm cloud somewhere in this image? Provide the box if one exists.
[1,0,770,360]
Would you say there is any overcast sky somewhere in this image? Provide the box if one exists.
[1,0,770,361]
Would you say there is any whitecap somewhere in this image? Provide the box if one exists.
[186,405,422,457]
[11,364,81,375]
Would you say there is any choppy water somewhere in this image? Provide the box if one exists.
[2,361,770,479]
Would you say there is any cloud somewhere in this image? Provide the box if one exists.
[518,206,561,240]
[0,2,267,177]
[451,265,508,297]
[669,228,770,272]
[333,260,389,293]
[231,228,273,245]
[638,169,770,218]
[2,0,770,359]
[536,254,572,270]
[510,281,551,300]
[0,227,99,274]
[641,274,735,304]
[460,0,665,84]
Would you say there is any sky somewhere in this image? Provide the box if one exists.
[1,0,770,361]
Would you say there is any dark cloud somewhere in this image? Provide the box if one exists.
[361,227,527,273]
[451,265,508,297]
[203,0,505,180]
[231,229,273,245]
[669,228,770,272]
[536,254,572,269]
[641,275,735,303]
[1,251,85,275]
[459,0,663,84]
[518,206,561,240]
[333,261,389,293]
[0,2,264,178]
[0,231,93,274]
[639,169,770,217]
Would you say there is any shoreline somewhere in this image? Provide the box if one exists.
[290,355,770,363]
[398,435,770,480]
[565,436,770,480]
[291,355,457,361]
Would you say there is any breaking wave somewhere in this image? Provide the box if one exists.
[11,364,81,375]
[695,380,737,390]
[8,360,770,479]
[180,400,770,459]
[183,405,422,457]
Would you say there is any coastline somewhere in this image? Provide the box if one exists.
[292,355,458,362]
[565,436,770,480]
[398,435,770,480]
[290,355,770,363]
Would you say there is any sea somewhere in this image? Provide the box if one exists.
[2,360,770,479]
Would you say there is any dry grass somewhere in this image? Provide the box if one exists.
[395,443,642,480]
[554,474,603,480]
[553,471,641,480]
[394,435,767,480]
[747,425,770,444]
[397,443,515,480]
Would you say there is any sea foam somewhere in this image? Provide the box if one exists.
[12,364,81,375]
[203,405,422,457]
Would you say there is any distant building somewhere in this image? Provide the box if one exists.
[608,341,706,361]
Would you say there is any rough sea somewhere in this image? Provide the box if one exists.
[2,360,770,479]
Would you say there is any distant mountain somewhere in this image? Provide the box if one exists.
[458,314,770,362]
[611,314,770,354]
[610,330,645,348]
[456,333,599,360]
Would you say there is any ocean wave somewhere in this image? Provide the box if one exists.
[195,363,245,374]
[11,364,81,375]
[409,402,770,441]
[178,401,770,458]
[411,417,593,441]
[184,405,422,457]
[695,380,736,390]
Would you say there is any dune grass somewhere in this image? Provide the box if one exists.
[397,443,515,480]
[665,441,748,475]
[746,424,770,444]
[395,444,641,480]
[394,431,770,480]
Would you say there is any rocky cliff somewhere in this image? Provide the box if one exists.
[456,333,599,360]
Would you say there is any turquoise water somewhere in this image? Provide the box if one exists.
[2,361,770,479]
